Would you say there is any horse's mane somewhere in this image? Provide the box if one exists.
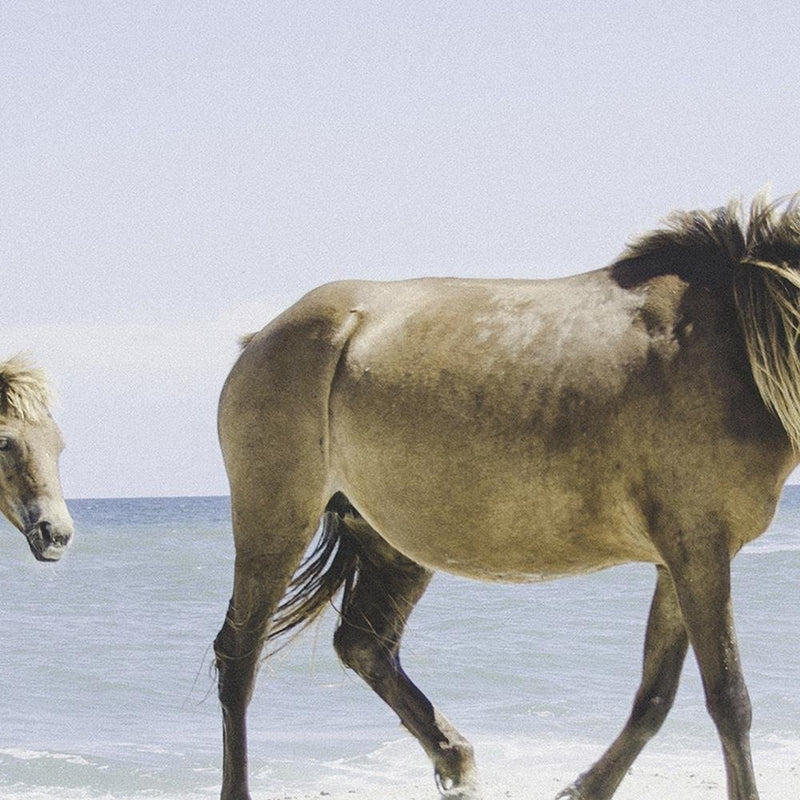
[613,192,800,283]
[614,191,800,449]
[0,355,54,423]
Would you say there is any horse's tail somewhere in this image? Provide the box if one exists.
[733,194,800,451]
[265,493,362,654]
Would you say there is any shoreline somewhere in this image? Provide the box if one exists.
[0,735,797,799]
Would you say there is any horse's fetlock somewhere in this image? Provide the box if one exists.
[435,739,476,784]
[452,739,475,765]
[434,745,481,800]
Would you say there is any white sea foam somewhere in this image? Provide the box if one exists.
[0,748,96,766]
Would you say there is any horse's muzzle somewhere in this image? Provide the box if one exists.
[25,519,74,562]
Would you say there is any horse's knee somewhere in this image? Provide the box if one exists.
[630,691,674,738]
[214,626,239,706]
[705,682,752,742]
[214,618,233,662]
[214,618,262,711]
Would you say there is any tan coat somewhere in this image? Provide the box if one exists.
[215,195,800,800]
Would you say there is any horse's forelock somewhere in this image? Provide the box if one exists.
[0,356,54,423]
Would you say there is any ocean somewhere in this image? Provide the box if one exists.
[1,491,799,800]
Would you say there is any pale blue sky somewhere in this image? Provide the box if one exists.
[4,1,800,497]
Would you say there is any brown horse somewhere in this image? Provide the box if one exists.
[0,355,73,561]
[214,193,800,800]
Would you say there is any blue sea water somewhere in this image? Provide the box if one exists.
[0,491,799,799]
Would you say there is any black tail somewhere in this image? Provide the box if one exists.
[266,493,362,654]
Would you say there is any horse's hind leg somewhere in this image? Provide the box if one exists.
[214,497,320,800]
[557,565,689,800]
[332,520,480,799]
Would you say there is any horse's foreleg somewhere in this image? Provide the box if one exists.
[664,535,759,800]
[557,565,688,800]
[214,504,318,800]
[332,534,480,799]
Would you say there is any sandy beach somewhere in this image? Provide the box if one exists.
[253,767,797,800]
[244,735,800,800]
[255,772,797,799]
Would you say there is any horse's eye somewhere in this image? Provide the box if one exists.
[0,438,10,451]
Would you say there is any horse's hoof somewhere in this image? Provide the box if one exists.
[436,772,482,799]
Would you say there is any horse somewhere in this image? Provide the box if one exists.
[213,192,800,800]
[0,355,73,562]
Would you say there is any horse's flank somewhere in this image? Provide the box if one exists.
[0,354,54,423]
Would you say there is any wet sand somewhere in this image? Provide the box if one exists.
[248,735,799,799]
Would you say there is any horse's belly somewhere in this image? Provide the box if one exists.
[337,476,661,582]
[386,531,657,583]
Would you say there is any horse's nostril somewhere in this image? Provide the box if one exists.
[37,521,72,547]
[39,520,54,544]
[57,528,73,546]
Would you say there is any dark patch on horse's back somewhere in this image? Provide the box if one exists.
[632,273,688,339]
[610,203,745,293]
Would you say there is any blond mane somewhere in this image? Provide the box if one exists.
[616,190,800,450]
[735,194,800,450]
[0,355,54,423]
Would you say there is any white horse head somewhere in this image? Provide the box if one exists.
[0,355,73,561]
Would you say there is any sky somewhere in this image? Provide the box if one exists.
[3,1,800,498]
